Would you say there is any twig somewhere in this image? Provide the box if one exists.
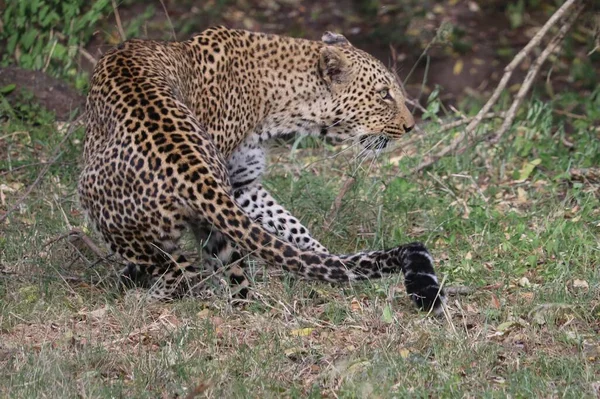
[78,46,98,66]
[389,45,428,115]
[435,112,505,134]
[111,0,127,42]
[44,228,108,259]
[43,36,58,73]
[488,3,584,144]
[323,177,356,232]
[0,162,74,177]
[445,286,476,296]
[0,116,83,224]
[158,0,176,40]
[393,113,504,173]
[0,131,29,142]
[0,270,89,284]
[410,0,583,174]
[552,109,588,120]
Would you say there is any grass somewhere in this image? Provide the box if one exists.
[1,80,599,399]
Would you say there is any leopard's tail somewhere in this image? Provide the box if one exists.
[199,187,445,313]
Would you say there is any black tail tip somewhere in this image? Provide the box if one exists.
[401,242,446,314]
[409,285,446,314]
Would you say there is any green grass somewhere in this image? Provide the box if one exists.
[2,1,599,395]
[0,77,600,398]
[1,87,600,398]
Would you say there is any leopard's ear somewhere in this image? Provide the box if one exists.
[318,46,351,87]
[321,31,350,46]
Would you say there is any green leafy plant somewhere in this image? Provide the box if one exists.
[0,0,111,82]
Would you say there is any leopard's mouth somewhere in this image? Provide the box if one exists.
[359,135,390,151]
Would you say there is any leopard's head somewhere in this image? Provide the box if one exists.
[317,32,415,151]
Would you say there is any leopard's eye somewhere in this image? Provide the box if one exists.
[378,88,391,100]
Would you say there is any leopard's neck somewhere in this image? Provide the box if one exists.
[181,28,334,155]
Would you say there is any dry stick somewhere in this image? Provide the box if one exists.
[434,112,506,135]
[158,0,176,40]
[411,0,582,174]
[111,0,127,42]
[393,112,505,166]
[44,228,108,260]
[488,4,584,144]
[323,177,356,232]
[78,46,98,66]
[389,45,428,115]
[0,117,83,224]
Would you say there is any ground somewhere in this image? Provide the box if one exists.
[1,1,600,397]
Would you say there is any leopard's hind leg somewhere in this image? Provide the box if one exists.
[191,224,250,299]
[101,228,203,299]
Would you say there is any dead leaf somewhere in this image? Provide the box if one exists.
[290,328,314,337]
[515,159,541,182]
[572,279,589,290]
[496,320,524,334]
[517,187,528,203]
[284,347,308,361]
[453,59,464,75]
[350,297,362,312]
[399,348,410,358]
[519,292,534,302]
[518,277,532,287]
[79,306,108,320]
[528,303,576,325]
[490,293,501,309]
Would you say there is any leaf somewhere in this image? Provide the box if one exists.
[517,187,528,203]
[381,304,394,323]
[290,328,314,337]
[453,59,464,75]
[0,84,16,94]
[528,303,575,326]
[490,293,501,309]
[516,159,541,182]
[284,347,308,361]
[350,297,362,312]
[79,306,108,320]
[497,320,523,333]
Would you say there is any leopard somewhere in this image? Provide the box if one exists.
[78,26,446,312]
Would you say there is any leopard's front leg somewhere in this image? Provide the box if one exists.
[233,184,328,253]
[228,142,328,253]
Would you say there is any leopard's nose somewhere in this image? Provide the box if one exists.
[403,124,414,133]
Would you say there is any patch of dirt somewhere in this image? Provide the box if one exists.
[0,67,85,121]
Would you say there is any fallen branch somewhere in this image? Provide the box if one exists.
[488,3,584,143]
[393,112,505,167]
[44,228,108,260]
[0,116,83,224]
[410,0,584,174]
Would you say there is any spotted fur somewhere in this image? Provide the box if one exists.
[78,26,445,312]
